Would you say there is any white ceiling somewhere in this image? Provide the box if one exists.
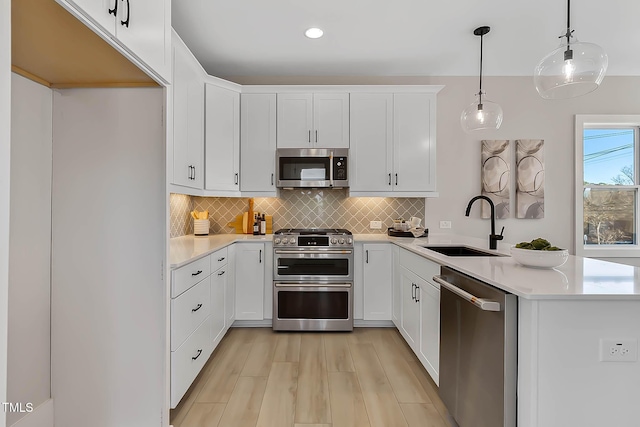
[172,0,640,78]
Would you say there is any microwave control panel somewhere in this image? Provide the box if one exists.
[334,157,347,180]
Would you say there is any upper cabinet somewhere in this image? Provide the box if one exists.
[277,93,349,148]
[172,33,205,189]
[57,0,170,81]
[240,93,277,195]
[205,82,241,192]
[349,91,438,197]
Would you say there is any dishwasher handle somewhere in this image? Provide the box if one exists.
[432,275,501,312]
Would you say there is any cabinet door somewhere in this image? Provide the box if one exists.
[172,38,204,188]
[393,93,435,192]
[400,267,420,350]
[205,83,240,191]
[210,267,226,345]
[225,244,236,326]
[418,280,440,385]
[62,0,117,35]
[349,93,393,191]
[363,244,392,320]
[234,243,265,320]
[115,0,169,79]
[392,245,401,327]
[277,93,313,148]
[240,93,277,194]
[313,93,349,148]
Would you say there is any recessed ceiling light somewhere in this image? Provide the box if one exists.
[305,28,324,39]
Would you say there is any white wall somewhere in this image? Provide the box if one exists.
[233,76,640,262]
[8,74,52,427]
[0,0,12,426]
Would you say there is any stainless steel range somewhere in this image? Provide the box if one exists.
[273,228,354,331]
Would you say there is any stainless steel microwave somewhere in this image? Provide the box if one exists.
[276,148,349,188]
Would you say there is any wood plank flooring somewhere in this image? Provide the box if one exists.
[170,328,454,427]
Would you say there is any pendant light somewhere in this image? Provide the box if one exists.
[460,26,503,133]
[534,0,608,99]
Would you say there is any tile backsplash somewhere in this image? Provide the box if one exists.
[170,190,425,237]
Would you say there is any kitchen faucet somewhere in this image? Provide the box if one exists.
[465,195,504,250]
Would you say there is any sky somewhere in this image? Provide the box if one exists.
[583,128,636,185]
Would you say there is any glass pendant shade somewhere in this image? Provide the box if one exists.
[534,36,608,99]
[460,93,503,132]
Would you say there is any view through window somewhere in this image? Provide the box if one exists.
[583,127,638,246]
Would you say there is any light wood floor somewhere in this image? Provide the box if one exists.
[170,327,455,427]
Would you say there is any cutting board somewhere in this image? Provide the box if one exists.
[227,214,273,234]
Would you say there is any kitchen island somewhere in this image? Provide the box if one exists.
[170,232,640,426]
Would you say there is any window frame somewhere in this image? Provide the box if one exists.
[575,115,640,258]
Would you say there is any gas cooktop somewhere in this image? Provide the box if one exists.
[273,228,353,247]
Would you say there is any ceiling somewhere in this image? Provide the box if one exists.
[172,0,639,79]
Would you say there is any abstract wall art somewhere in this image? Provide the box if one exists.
[516,139,545,219]
[481,140,511,219]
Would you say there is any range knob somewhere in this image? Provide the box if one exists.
[289,237,296,244]
[347,238,353,244]
[274,238,281,244]
[331,238,338,244]
[339,238,345,244]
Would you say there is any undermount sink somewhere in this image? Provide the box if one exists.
[421,245,507,257]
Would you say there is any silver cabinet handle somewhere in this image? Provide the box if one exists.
[432,275,501,311]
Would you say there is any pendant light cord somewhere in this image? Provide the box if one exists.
[478,33,484,107]
[563,0,574,59]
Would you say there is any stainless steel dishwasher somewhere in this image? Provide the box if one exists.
[433,267,517,427]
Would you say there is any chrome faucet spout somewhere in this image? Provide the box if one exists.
[465,195,503,250]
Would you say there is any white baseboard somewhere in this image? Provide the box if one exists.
[231,320,395,328]
[10,399,53,427]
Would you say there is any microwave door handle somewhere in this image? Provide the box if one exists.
[329,151,334,187]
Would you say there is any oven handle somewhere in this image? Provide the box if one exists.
[274,282,352,288]
[274,249,353,255]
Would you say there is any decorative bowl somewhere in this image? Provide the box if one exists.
[510,246,569,269]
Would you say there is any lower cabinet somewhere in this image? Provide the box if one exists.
[234,243,265,320]
[396,248,441,385]
[392,245,401,327]
[225,244,236,326]
[210,262,227,345]
[363,243,393,320]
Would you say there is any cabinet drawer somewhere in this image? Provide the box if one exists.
[211,247,228,272]
[399,249,441,286]
[170,318,212,408]
[172,256,211,297]
[171,277,211,351]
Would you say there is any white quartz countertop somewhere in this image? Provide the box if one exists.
[170,234,273,268]
[367,233,640,300]
[170,232,640,300]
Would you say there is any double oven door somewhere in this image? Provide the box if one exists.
[273,247,353,331]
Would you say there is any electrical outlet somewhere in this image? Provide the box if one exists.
[440,221,452,229]
[370,220,382,229]
[600,338,638,362]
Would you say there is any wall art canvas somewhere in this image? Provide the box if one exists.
[516,139,545,219]
[481,140,511,219]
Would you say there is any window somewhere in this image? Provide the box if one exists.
[575,115,640,257]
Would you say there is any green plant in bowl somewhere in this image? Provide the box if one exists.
[515,238,563,251]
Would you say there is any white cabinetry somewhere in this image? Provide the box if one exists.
[392,245,401,327]
[240,93,277,195]
[172,32,204,189]
[362,244,392,320]
[277,93,349,148]
[205,82,240,191]
[234,243,265,320]
[170,255,214,408]
[57,0,170,80]
[225,244,236,326]
[396,248,441,384]
[349,92,437,196]
[210,247,228,346]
